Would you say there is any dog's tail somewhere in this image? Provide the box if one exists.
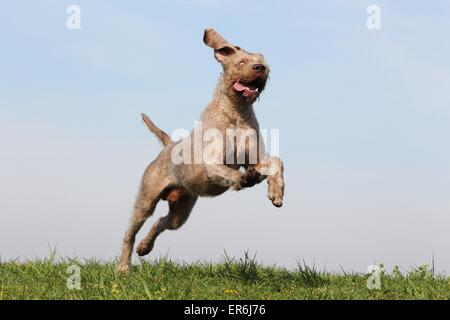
[141,113,172,147]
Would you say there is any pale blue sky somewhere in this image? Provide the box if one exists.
[1,1,450,273]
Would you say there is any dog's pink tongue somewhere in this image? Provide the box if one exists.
[233,81,248,92]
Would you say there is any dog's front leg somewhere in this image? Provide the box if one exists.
[250,157,285,207]
[205,164,246,190]
[266,157,284,207]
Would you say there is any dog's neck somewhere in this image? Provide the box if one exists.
[213,76,255,123]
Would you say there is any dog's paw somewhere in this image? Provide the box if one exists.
[268,175,284,207]
[116,263,131,275]
[241,167,261,188]
[229,172,247,191]
[136,240,154,257]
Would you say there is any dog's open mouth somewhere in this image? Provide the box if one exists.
[233,79,265,98]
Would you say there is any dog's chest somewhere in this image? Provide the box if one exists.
[203,104,261,165]
[225,120,260,165]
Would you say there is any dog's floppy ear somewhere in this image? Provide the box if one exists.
[203,28,237,63]
[203,28,229,49]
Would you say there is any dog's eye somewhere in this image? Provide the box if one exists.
[239,61,245,67]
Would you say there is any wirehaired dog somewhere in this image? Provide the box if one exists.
[116,28,284,273]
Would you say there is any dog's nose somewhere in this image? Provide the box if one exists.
[253,64,266,73]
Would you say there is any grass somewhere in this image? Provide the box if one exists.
[0,252,449,300]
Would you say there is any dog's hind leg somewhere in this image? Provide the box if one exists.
[116,162,171,273]
[136,188,197,257]
[116,192,160,273]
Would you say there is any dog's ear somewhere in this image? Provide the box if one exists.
[204,28,229,49]
[203,28,237,63]
[213,46,237,63]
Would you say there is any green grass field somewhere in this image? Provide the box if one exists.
[1,253,449,300]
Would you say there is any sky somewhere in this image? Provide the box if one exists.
[1,0,450,273]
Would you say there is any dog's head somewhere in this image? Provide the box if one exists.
[204,28,270,104]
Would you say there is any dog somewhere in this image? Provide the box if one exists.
[116,28,285,273]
